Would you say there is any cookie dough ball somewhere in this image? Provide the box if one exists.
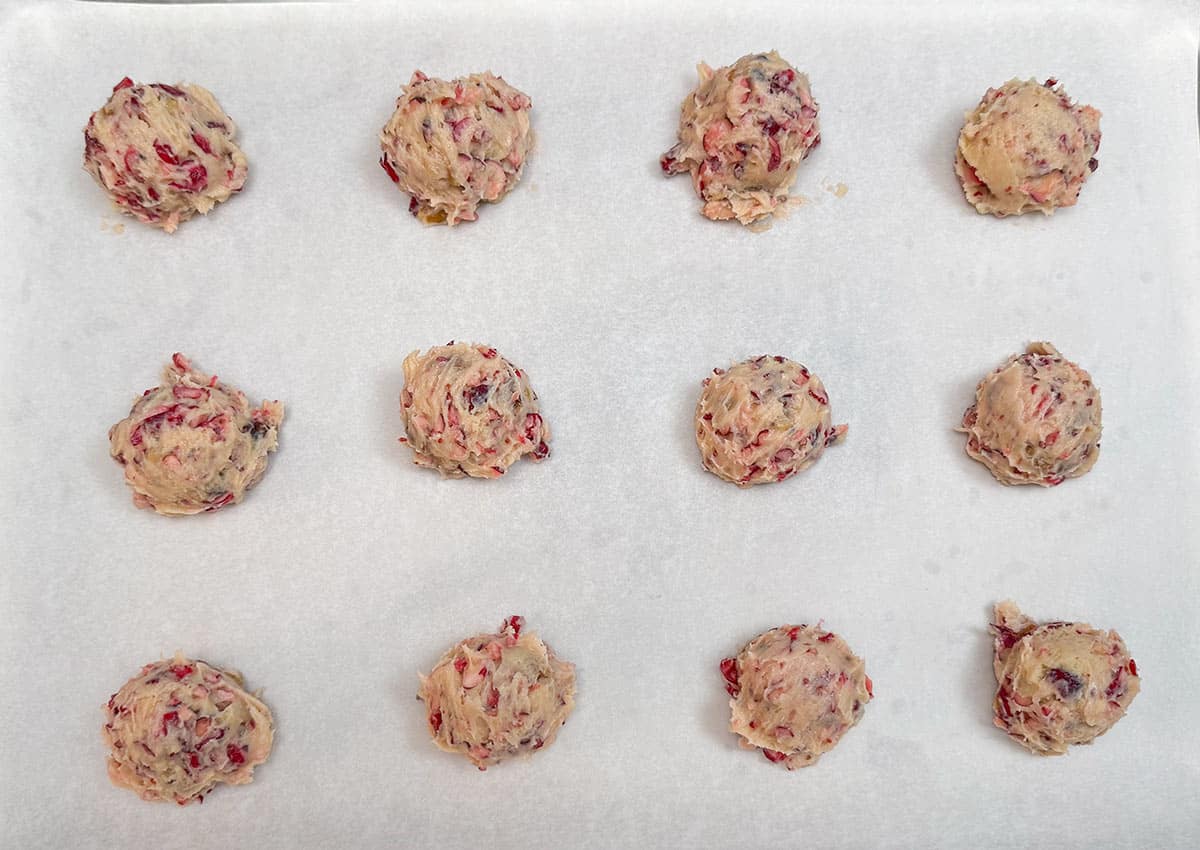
[82,77,248,233]
[399,342,549,478]
[102,654,274,804]
[955,78,1101,217]
[109,353,284,515]
[991,602,1140,755]
[721,624,872,769]
[695,355,846,486]
[379,71,533,225]
[418,616,576,770]
[660,51,820,226]
[959,342,1100,487]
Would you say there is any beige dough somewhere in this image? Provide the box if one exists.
[721,624,872,769]
[102,654,274,804]
[399,342,549,478]
[380,71,533,225]
[955,78,1101,216]
[661,51,820,226]
[109,353,284,515]
[83,77,248,233]
[991,602,1140,755]
[418,616,576,770]
[959,342,1100,487]
[695,355,846,486]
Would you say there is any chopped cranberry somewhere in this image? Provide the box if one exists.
[154,141,180,166]
[865,676,874,698]
[189,753,201,769]
[1046,668,1084,698]
[505,616,524,638]
[169,664,194,680]
[762,748,788,763]
[226,744,246,765]
[379,156,400,183]
[807,388,828,405]
[153,83,186,98]
[719,657,740,697]
[1128,659,1138,676]
[160,711,178,736]
[767,136,782,171]
[429,711,443,733]
[486,687,500,711]
[453,656,468,674]
[817,632,835,643]
[769,69,795,93]
[465,383,490,411]
[191,132,213,155]
[113,77,135,92]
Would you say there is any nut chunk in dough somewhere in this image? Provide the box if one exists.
[955,78,1101,217]
[695,355,846,487]
[418,616,576,770]
[108,353,284,515]
[721,624,872,769]
[399,342,549,478]
[102,654,274,804]
[958,342,1100,487]
[82,77,249,233]
[379,71,533,225]
[660,51,820,226]
[991,602,1140,755]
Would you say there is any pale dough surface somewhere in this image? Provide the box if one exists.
[991,602,1139,756]
[661,51,820,226]
[109,353,284,515]
[380,71,533,225]
[721,625,872,769]
[83,78,248,233]
[102,654,274,805]
[955,78,1101,217]
[959,342,1101,487]
[418,616,576,770]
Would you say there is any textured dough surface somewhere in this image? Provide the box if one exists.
[109,353,284,515]
[400,342,549,478]
[661,51,820,226]
[695,355,846,486]
[955,78,1101,216]
[83,77,248,233]
[959,342,1100,487]
[991,602,1139,755]
[418,616,576,770]
[721,625,872,769]
[380,71,533,225]
[102,654,274,804]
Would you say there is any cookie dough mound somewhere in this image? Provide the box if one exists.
[959,342,1100,487]
[82,77,248,233]
[660,51,820,226]
[109,353,284,515]
[400,342,549,478]
[721,624,872,769]
[955,78,1101,217]
[695,355,846,486]
[418,616,576,770]
[991,602,1139,755]
[379,71,533,225]
[102,654,274,804]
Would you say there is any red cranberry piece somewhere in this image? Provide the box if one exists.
[505,616,523,638]
[169,664,194,680]
[113,77,135,92]
[153,142,180,166]
[153,83,187,98]
[429,711,443,733]
[379,156,400,183]
[762,748,788,763]
[191,132,213,155]
[719,657,740,697]
[1045,668,1084,698]
[226,744,246,765]
[807,388,828,405]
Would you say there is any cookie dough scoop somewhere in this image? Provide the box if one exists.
[418,616,576,770]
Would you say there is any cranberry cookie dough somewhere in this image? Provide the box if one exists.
[955,78,1101,216]
[380,71,533,225]
[83,77,248,232]
[109,353,284,515]
[695,355,846,486]
[399,342,549,478]
[721,624,872,769]
[959,342,1100,487]
[102,654,274,804]
[660,51,820,226]
[418,616,576,770]
[991,602,1140,755]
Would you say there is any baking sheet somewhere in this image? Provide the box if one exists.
[1,1,1198,847]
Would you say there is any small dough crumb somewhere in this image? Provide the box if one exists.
[418,616,576,770]
[721,624,872,769]
[991,602,1140,755]
[102,654,274,804]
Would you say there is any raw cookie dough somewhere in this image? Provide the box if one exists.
[991,601,1140,755]
[109,353,284,515]
[660,51,820,226]
[695,355,846,486]
[955,78,1101,217]
[418,616,576,770]
[379,71,533,225]
[102,654,274,804]
[958,342,1100,487]
[721,624,872,769]
[83,77,248,233]
[399,342,549,478]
